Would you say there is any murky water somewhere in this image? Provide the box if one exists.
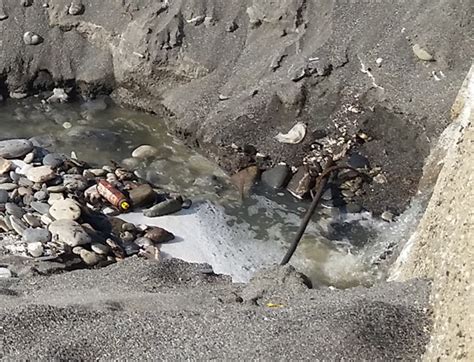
[0,97,422,286]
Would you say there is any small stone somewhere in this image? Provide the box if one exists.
[43,153,65,168]
[381,211,395,222]
[9,92,27,99]
[0,157,12,175]
[26,166,55,183]
[10,215,28,235]
[84,185,100,203]
[23,213,42,228]
[182,199,192,209]
[373,173,388,184]
[129,184,156,207]
[31,201,50,215]
[47,185,66,193]
[49,219,91,247]
[68,2,84,15]
[132,145,159,159]
[40,214,54,226]
[341,189,355,199]
[17,186,32,197]
[226,21,239,32]
[91,242,110,255]
[23,228,52,244]
[122,242,140,256]
[121,157,141,170]
[144,227,175,244]
[5,203,26,218]
[0,183,17,191]
[49,198,81,221]
[79,249,103,266]
[10,171,20,182]
[0,268,12,279]
[48,193,65,205]
[143,199,182,217]
[23,31,43,46]
[412,44,434,61]
[261,165,291,189]
[120,231,135,243]
[63,174,88,191]
[346,203,362,214]
[0,190,8,203]
[121,223,136,232]
[72,246,84,255]
[0,139,33,159]
[348,153,370,169]
[27,242,44,257]
[134,237,153,248]
[87,168,107,177]
[287,167,313,199]
[23,152,35,164]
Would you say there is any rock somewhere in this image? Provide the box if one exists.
[129,184,156,207]
[49,219,91,247]
[413,44,434,61]
[91,242,110,255]
[87,168,107,177]
[46,88,68,103]
[23,152,34,164]
[33,190,48,201]
[25,166,55,183]
[321,187,334,201]
[30,201,50,215]
[134,237,153,247]
[121,157,141,170]
[43,153,65,168]
[0,183,18,191]
[9,92,27,99]
[48,193,65,205]
[348,153,370,169]
[0,157,12,175]
[381,211,395,222]
[23,31,43,45]
[10,172,20,182]
[0,190,8,203]
[84,185,100,203]
[27,242,44,258]
[287,167,313,199]
[23,228,52,244]
[341,189,355,199]
[143,199,182,217]
[17,186,32,197]
[23,213,42,228]
[79,249,103,266]
[182,199,192,209]
[18,177,34,187]
[230,166,259,199]
[144,227,175,243]
[10,215,28,235]
[49,199,81,221]
[5,203,26,218]
[68,2,84,15]
[0,139,33,159]
[63,174,88,191]
[0,268,12,279]
[47,185,66,193]
[121,223,136,232]
[132,145,159,159]
[261,165,291,189]
[120,231,135,243]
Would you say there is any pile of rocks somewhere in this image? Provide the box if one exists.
[0,138,188,268]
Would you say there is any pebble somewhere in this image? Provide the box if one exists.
[132,145,159,159]
[122,242,140,256]
[182,199,192,209]
[5,203,26,218]
[144,227,175,243]
[31,201,51,215]
[23,228,52,244]
[348,153,370,169]
[0,268,12,278]
[49,219,91,247]
[27,242,44,257]
[0,139,33,159]
[23,213,42,228]
[34,190,48,201]
[10,215,28,235]
[63,174,88,191]
[79,249,103,266]
[341,190,355,199]
[381,211,395,222]
[261,165,291,189]
[47,185,66,193]
[49,199,81,221]
[0,190,8,203]
[346,203,363,214]
[412,44,434,61]
[121,223,136,232]
[134,237,153,247]
[120,231,135,243]
[23,31,43,46]
[23,152,35,164]
[68,2,84,15]
[143,199,182,217]
[91,242,110,255]
[43,153,65,168]
[26,165,55,183]
[0,183,17,191]
[121,157,141,170]
[48,193,65,205]
[287,167,313,199]
[128,184,156,207]
[10,172,20,182]
[0,157,12,175]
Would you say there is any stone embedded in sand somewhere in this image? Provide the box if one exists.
[23,227,52,244]
[91,242,110,255]
[412,44,434,61]
[79,249,103,266]
[49,199,81,221]
[144,227,175,244]
[27,242,44,257]
[23,31,43,45]
[68,2,84,15]
[132,145,159,159]
[26,165,55,183]
[0,139,33,159]
[0,157,12,175]
[49,219,91,247]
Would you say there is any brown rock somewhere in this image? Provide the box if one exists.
[287,166,314,199]
[230,165,259,199]
[144,227,175,244]
[0,157,12,175]
[129,184,156,207]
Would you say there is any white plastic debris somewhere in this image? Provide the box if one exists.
[47,88,68,103]
[275,122,307,144]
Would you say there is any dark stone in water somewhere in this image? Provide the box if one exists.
[261,165,291,189]
[143,199,182,217]
[128,184,156,208]
[0,139,33,159]
[43,153,66,168]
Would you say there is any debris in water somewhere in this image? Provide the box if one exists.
[275,122,307,144]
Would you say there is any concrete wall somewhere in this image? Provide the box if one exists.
[391,65,473,361]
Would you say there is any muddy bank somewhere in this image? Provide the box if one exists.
[0,0,472,215]
[0,258,431,360]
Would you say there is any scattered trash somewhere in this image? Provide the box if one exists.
[275,122,307,144]
[266,302,285,308]
[97,179,131,212]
